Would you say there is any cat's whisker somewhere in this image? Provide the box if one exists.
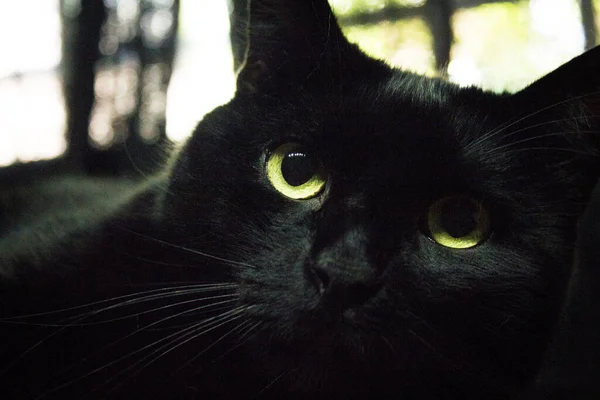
[123,281,236,287]
[0,287,239,378]
[466,90,600,154]
[234,320,264,345]
[465,114,600,156]
[379,334,396,355]
[62,291,238,324]
[505,146,598,156]
[2,292,238,327]
[0,282,237,321]
[3,296,239,382]
[407,321,512,394]
[495,90,600,135]
[174,318,256,374]
[504,114,600,139]
[406,327,478,384]
[406,328,440,355]
[123,255,210,268]
[253,370,289,399]
[37,306,247,400]
[100,308,251,397]
[6,293,239,327]
[117,226,260,270]
[121,139,175,197]
[75,300,242,375]
[480,130,598,159]
[145,303,241,331]
[207,320,266,368]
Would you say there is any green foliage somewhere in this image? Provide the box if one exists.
[343,18,435,75]
[451,1,532,92]
[596,0,600,43]
[452,0,585,92]
[330,0,424,17]
[332,0,591,92]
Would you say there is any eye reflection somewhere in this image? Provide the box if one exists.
[426,195,490,249]
[266,143,326,200]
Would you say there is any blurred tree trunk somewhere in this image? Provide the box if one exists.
[60,0,106,172]
[581,0,597,50]
[425,0,454,76]
[229,0,250,73]
[60,0,179,176]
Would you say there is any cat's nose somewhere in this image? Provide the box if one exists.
[310,265,381,313]
[309,224,383,314]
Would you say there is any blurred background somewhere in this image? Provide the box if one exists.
[0,0,598,173]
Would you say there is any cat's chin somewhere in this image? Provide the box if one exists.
[247,304,373,372]
[240,313,408,398]
[248,331,371,396]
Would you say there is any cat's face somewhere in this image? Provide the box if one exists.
[163,0,600,396]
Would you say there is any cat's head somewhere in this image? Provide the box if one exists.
[163,0,600,397]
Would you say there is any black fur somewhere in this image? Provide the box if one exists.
[1,1,599,398]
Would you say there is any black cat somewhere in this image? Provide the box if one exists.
[1,0,599,399]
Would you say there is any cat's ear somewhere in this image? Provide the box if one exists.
[230,0,369,95]
[510,46,600,147]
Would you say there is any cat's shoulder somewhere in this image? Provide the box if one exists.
[0,168,160,280]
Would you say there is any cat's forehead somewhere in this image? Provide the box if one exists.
[246,77,482,181]
[268,69,496,145]
[372,69,499,123]
[379,70,456,107]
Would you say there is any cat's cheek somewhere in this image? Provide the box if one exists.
[235,236,319,317]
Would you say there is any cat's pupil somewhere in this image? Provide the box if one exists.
[440,198,478,238]
[281,150,318,186]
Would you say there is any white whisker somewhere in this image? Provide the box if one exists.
[2,293,238,327]
[117,226,260,270]
[101,309,250,396]
[174,318,255,374]
[479,130,598,159]
[1,283,237,321]
[36,306,247,400]
[210,320,265,365]
[253,370,288,399]
[465,91,600,155]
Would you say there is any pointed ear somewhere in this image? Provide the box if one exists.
[230,0,368,95]
[511,46,600,144]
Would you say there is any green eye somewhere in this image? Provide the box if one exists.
[266,143,326,200]
[427,196,490,249]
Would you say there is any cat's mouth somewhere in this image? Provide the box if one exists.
[288,298,373,343]
[239,273,382,348]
